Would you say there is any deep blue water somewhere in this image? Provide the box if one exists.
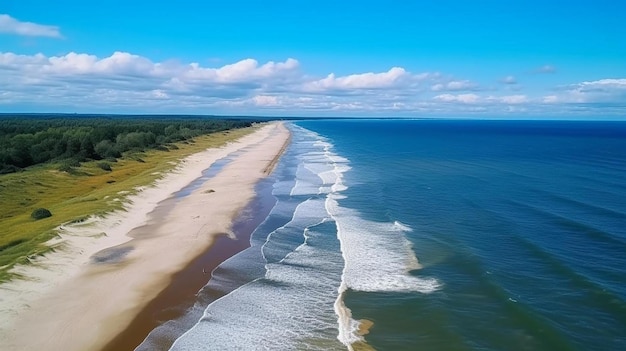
[161,119,626,350]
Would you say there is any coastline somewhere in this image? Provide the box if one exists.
[0,122,291,351]
[102,176,278,351]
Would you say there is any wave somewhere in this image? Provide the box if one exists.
[392,220,414,233]
[168,124,341,350]
[168,124,440,350]
[170,208,344,350]
[300,128,442,349]
[329,192,440,294]
[506,199,626,254]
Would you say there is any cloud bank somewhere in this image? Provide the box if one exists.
[0,51,624,116]
[0,14,62,38]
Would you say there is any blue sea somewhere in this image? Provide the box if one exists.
[141,119,626,350]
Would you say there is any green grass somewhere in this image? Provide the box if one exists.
[0,126,257,282]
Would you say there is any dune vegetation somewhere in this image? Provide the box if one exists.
[0,116,262,282]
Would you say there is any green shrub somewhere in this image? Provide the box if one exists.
[31,208,52,220]
[94,140,121,159]
[0,165,22,174]
[97,162,112,171]
[58,158,81,172]
[58,164,74,173]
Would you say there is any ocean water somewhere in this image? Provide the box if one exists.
[160,119,626,350]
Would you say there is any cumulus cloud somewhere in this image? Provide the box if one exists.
[575,78,626,93]
[0,14,62,38]
[431,80,477,91]
[542,95,559,103]
[1,50,623,116]
[0,51,301,102]
[303,67,412,92]
[433,93,480,104]
[184,58,299,83]
[489,95,529,104]
[546,78,626,104]
[252,95,280,106]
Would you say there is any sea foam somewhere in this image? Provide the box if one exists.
[170,124,440,350]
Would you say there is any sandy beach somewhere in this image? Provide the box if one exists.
[0,122,290,351]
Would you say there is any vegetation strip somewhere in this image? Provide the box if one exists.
[0,116,263,282]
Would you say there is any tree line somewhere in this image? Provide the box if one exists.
[0,115,261,174]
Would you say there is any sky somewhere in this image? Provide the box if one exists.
[0,0,625,118]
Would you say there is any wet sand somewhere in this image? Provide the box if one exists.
[102,178,277,351]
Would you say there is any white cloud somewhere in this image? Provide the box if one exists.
[0,51,300,97]
[576,78,626,92]
[0,14,62,38]
[252,95,279,106]
[45,51,158,76]
[1,50,624,117]
[547,78,626,104]
[184,58,299,83]
[151,90,169,99]
[303,67,413,92]
[542,95,558,103]
[431,80,477,91]
[490,95,529,104]
[433,93,480,104]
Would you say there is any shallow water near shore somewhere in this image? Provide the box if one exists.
[144,119,626,350]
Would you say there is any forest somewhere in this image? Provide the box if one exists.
[0,114,262,174]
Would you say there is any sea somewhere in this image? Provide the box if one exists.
[140,119,626,351]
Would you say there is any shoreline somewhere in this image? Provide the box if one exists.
[0,122,291,351]
[102,177,278,351]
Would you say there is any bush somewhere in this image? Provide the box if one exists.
[66,159,81,167]
[31,208,52,220]
[0,165,21,174]
[58,159,80,173]
[94,140,120,159]
[97,162,112,171]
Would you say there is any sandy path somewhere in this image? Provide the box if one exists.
[0,122,290,351]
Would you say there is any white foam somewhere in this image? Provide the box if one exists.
[393,220,414,232]
[260,198,325,264]
[334,286,364,348]
[171,124,441,350]
[302,130,441,349]
[329,197,440,294]
[171,199,344,351]
[170,125,348,350]
[290,164,323,196]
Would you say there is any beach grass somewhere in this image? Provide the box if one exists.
[0,126,257,282]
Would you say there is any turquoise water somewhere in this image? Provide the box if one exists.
[157,119,626,350]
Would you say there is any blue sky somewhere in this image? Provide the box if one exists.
[1,0,625,118]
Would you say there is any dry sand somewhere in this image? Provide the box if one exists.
[0,122,290,351]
